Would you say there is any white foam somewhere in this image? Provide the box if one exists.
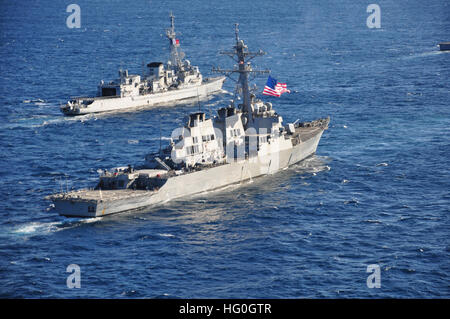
[13,221,60,235]
[13,217,102,235]
[158,233,175,237]
[366,219,381,224]
[80,217,103,224]
[402,50,445,60]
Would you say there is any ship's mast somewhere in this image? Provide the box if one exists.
[213,24,269,126]
[166,12,184,70]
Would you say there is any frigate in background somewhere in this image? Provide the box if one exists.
[61,13,225,115]
[48,24,329,217]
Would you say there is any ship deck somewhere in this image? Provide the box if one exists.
[296,126,324,142]
[53,189,152,202]
[70,95,121,101]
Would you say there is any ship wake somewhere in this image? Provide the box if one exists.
[12,217,103,236]
[291,155,332,175]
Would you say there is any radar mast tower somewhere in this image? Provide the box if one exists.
[166,12,184,70]
[212,24,269,126]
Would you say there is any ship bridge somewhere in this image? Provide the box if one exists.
[170,111,224,168]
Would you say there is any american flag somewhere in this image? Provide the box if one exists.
[262,75,291,97]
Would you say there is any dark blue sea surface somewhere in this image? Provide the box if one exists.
[0,0,449,298]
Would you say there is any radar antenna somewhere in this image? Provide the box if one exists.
[166,12,185,70]
[212,24,270,126]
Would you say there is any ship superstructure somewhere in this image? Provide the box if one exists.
[49,24,329,217]
[61,13,225,115]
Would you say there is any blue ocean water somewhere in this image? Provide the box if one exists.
[0,0,449,298]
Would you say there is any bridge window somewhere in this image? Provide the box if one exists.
[187,145,200,155]
[230,129,241,137]
[202,135,215,142]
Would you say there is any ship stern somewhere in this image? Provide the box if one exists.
[52,198,99,218]
[60,103,81,116]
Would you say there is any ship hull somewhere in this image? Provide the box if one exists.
[52,129,324,217]
[62,77,226,116]
[439,42,450,51]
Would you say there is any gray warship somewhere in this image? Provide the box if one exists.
[48,24,329,217]
[61,13,225,115]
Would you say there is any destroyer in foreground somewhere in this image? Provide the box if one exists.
[49,25,329,217]
[61,13,225,115]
